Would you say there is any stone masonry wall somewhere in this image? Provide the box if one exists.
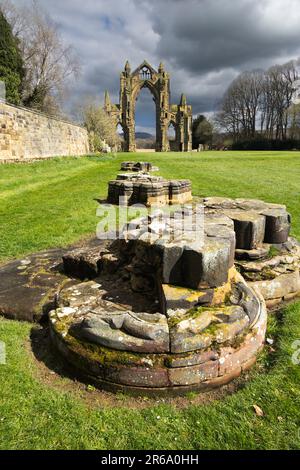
[0,101,89,161]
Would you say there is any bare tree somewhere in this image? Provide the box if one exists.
[215,90,239,137]
[216,70,263,140]
[0,0,80,115]
[288,103,300,139]
[259,61,298,140]
[79,98,121,152]
[0,0,29,38]
[217,59,299,143]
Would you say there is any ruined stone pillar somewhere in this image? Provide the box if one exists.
[104,61,193,153]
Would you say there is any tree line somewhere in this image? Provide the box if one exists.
[216,60,300,149]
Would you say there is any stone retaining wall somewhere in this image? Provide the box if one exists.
[0,101,89,161]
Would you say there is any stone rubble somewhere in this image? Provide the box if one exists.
[47,168,300,395]
[107,165,192,207]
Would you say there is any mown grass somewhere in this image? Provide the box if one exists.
[0,150,300,450]
[1,151,300,262]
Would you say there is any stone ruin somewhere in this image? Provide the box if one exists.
[107,162,192,207]
[120,162,157,172]
[48,163,300,395]
[104,61,193,152]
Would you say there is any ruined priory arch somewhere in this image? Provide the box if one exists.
[104,61,193,152]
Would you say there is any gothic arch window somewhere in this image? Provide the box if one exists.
[139,66,152,81]
[116,123,125,151]
[168,122,176,142]
[104,61,192,152]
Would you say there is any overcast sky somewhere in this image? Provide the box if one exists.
[17,0,300,133]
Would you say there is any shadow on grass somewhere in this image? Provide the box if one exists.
[30,324,90,386]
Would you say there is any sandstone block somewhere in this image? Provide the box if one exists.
[105,365,170,388]
[166,350,219,368]
[168,360,219,386]
[160,284,214,315]
[169,305,249,354]
[71,311,170,354]
[219,333,263,376]
[160,238,232,290]
[63,247,103,279]
[250,270,300,301]
[235,246,270,260]
[225,211,266,250]
[261,208,291,244]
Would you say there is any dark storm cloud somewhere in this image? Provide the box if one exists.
[149,0,300,74]
[14,0,300,128]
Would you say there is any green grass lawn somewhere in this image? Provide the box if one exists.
[0,151,300,450]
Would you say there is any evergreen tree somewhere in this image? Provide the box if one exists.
[0,11,24,104]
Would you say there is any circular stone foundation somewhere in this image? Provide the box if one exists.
[49,269,267,396]
[48,177,300,396]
